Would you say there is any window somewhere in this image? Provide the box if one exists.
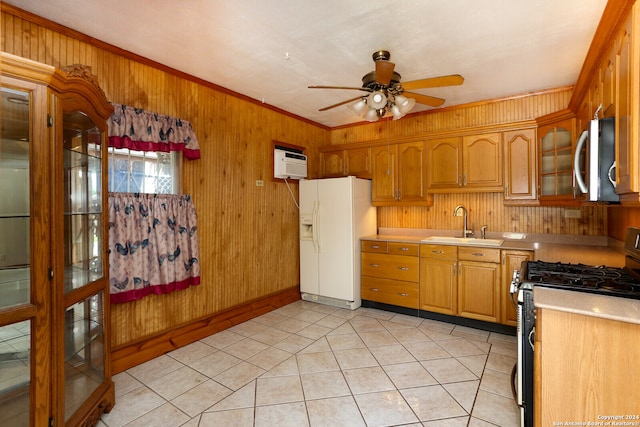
[107,147,181,194]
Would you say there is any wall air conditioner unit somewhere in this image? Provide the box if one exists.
[274,148,307,180]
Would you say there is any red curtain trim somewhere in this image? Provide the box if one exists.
[108,136,201,160]
[110,276,201,304]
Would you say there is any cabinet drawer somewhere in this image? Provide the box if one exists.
[389,242,419,256]
[420,244,458,260]
[361,252,419,282]
[458,247,501,263]
[362,240,389,253]
[361,276,419,309]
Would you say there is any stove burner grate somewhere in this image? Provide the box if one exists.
[525,261,640,296]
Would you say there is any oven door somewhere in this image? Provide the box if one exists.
[517,287,535,427]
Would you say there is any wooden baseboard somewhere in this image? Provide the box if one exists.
[111,287,301,374]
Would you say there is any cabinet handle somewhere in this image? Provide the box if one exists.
[398,247,410,251]
[369,263,380,267]
[458,175,463,186]
[453,264,457,275]
[431,250,444,254]
[398,292,409,297]
[398,267,409,271]
[371,245,380,249]
[369,288,380,292]
[472,253,486,257]
[463,175,467,185]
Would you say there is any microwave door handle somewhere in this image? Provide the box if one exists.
[574,130,589,193]
[608,161,617,188]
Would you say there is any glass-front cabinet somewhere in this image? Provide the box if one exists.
[0,53,114,426]
[536,110,580,203]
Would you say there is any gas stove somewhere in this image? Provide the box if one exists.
[511,227,640,427]
[518,260,640,300]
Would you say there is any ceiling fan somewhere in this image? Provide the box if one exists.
[309,50,464,122]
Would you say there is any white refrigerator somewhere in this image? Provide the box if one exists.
[299,177,377,309]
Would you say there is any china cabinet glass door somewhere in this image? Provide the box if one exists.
[59,110,107,422]
[0,85,33,426]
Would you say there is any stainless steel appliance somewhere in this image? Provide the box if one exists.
[510,227,640,427]
[574,116,618,202]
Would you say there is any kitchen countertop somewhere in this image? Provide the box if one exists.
[534,286,640,325]
[361,229,626,267]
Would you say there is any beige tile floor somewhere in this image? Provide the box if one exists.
[98,300,520,427]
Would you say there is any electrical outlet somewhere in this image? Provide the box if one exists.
[564,209,582,219]
[256,180,264,187]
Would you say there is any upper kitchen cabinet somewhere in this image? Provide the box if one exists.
[0,53,114,427]
[503,128,538,204]
[615,4,640,199]
[536,110,579,204]
[320,146,371,179]
[428,132,503,192]
[371,141,432,206]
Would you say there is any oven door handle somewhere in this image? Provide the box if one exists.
[528,326,535,351]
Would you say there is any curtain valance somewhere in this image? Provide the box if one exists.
[107,103,201,159]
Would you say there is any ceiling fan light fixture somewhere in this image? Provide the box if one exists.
[367,91,387,109]
[391,104,404,120]
[348,98,368,117]
[363,108,380,122]
[395,95,416,114]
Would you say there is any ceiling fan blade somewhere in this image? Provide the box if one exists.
[319,96,364,111]
[309,85,371,92]
[375,61,395,86]
[401,74,464,91]
[404,92,445,107]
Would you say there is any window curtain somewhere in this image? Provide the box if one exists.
[107,103,201,160]
[108,192,201,304]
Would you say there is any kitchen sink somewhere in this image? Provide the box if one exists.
[421,236,504,247]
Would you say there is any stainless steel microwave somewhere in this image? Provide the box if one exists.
[573,117,619,202]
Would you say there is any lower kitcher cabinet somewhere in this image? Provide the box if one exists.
[501,250,533,326]
[361,242,420,309]
[457,260,500,323]
[419,245,458,315]
[420,245,500,322]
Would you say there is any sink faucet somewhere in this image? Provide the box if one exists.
[453,205,474,238]
[481,225,488,239]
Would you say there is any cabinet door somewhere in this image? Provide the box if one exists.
[602,49,616,119]
[397,141,427,202]
[54,101,112,425]
[371,145,397,203]
[463,133,503,189]
[345,147,371,178]
[419,258,457,315]
[427,137,461,190]
[501,250,533,326]
[538,119,576,200]
[320,149,345,177]
[615,11,639,195]
[0,79,52,427]
[457,261,499,322]
[504,129,537,202]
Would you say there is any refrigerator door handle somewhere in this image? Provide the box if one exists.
[312,200,320,253]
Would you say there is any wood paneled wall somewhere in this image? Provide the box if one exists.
[1,7,328,348]
[379,193,607,236]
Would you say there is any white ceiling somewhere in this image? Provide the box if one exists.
[4,0,607,128]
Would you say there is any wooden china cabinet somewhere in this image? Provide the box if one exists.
[0,53,114,426]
